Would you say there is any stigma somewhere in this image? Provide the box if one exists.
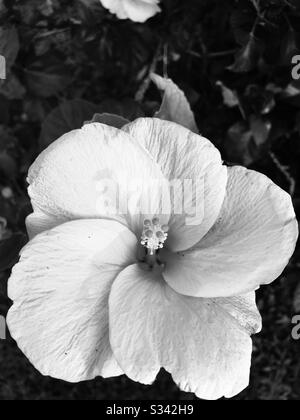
[141,217,169,255]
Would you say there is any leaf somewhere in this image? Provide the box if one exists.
[98,99,145,121]
[40,98,144,149]
[225,116,271,166]
[97,98,145,121]
[244,84,276,115]
[39,99,99,149]
[280,84,300,107]
[216,81,240,108]
[34,37,52,57]
[85,113,130,129]
[249,116,272,146]
[151,73,199,133]
[282,84,300,98]
[226,121,254,166]
[0,26,19,70]
[0,233,27,271]
[25,61,71,98]
[25,69,70,98]
[229,35,260,73]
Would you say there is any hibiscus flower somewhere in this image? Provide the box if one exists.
[100,0,161,22]
[7,118,298,400]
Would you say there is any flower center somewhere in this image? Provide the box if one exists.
[141,217,169,256]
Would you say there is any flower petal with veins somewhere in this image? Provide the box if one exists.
[124,118,228,251]
[109,264,261,400]
[163,166,298,298]
[8,219,137,382]
[28,123,170,238]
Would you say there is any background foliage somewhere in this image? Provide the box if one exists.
[0,0,300,400]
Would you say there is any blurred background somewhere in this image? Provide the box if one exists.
[1,0,300,400]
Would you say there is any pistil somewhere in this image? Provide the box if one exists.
[141,217,169,256]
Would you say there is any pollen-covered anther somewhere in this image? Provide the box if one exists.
[141,218,169,255]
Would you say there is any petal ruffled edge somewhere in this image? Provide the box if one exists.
[163,166,298,298]
[8,219,137,382]
[109,264,260,400]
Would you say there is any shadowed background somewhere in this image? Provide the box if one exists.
[0,0,300,400]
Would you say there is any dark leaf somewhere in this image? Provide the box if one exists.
[226,121,254,166]
[39,99,99,149]
[34,37,52,57]
[249,115,272,146]
[244,84,276,115]
[229,35,260,73]
[86,113,130,129]
[25,69,71,98]
[98,99,145,121]
[225,119,268,166]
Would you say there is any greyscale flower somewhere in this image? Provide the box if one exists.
[7,118,298,400]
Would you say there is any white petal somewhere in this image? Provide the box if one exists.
[28,123,170,238]
[109,264,260,400]
[122,0,161,23]
[100,0,160,21]
[8,219,137,382]
[163,166,299,298]
[100,0,128,19]
[124,118,228,251]
[26,210,66,239]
